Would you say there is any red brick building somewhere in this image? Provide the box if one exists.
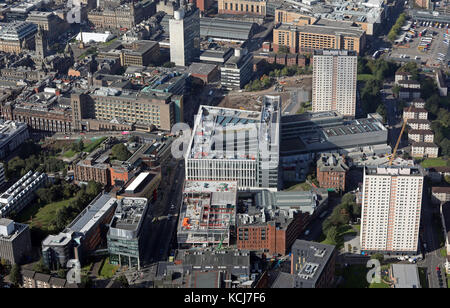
[316,153,348,191]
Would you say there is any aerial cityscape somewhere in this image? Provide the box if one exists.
[0,0,449,292]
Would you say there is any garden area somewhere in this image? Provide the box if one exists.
[62,137,107,158]
[336,263,391,288]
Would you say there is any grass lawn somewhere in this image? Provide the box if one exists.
[16,198,75,233]
[420,157,449,168]
[369,281,390,288]
[320,224,357,249]
[99,258,119,279]
[357,74,375,81]
[63,149,77,158]
[447,274,450,288]
[285,182,311,191]
[83,137,107,153]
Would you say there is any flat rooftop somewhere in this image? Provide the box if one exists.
[365,166,423,176]
[110,197,148,232]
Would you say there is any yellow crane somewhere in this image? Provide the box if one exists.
[388,105,412,165]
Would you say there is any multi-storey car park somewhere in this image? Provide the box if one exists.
[185,95,281,191]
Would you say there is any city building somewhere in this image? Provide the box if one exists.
[440,203,450,268]
[0,218,32,264]
[268,240,336,288]
[22,269,78,288]
[312,50,357,117]
[432,187,450,204]
[407,119,431,130]
[0,171,47,218]
[0,120,29,160]
[0,21,37,54]
[411,142,439,158]
[42,193,118,269]
[26,11,69,41]
[436,70,448,97]
[71,87,177,132]
[360,166,424,255]
[107,197,149,269]
[403,107,428,121]
[169,8,200,66]
[97,40,160,67]
[178,180,237,248]
[280,112,389,158]
[220,48,254,90]
[389,264,421,288]
[273,22,365,54]
[185,96,281,190]
[408,130,434,143]
[0,163,5,190]
[236,190,327,255]
[218,0,267,16]
[316,153,348,191]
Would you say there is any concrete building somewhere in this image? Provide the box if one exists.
[26,11,69,41]
[436,70,448,97]
[97,40,160,67]
[390,264,421,288]
[273,22,365,54]
[316,153,348,191]
[0,21,37,54]
[312,50,357,117]
[360,166,424,255]
[269,240,336,288]
[220,48,253,90]
[403,107,428,121]
[107,197,149,269]
[22,269,77,288]
[0,171,47,218]
[280,112,390,158]
[185,96,281,191]
[440,203,450,271]
[178,180,237,248]
[0,218,32,264]
[0,120,29,160]
[42,194,118,269]
[169,8,200,66]
[407,119,431,131]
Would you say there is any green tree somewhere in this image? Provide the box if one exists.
[326,226,338,245]
[9,264,21,286]
[33,258,50,274]
[371,253,384,264]
[111,143,132,161]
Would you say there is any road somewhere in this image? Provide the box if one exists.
[417,183,447,288]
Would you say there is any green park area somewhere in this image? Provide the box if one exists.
[63,137,107,158]
[337,264,390,288]
[420,157,449,168]
[99,258,120,279]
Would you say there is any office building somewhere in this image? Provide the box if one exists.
[316,153,348,191]
[185,95,281,190]
[97,40,160,67]
[107,197,149,269]
[273,23,365,55]
[169,8,200,66]
[0,171,47,218]
[178,180,237,248]
[22,269,78,288]
[0,218,32,264]
[312,50,357,117]
[218,0,267,16]
[0,21,37,54]
[220,48,253,90]
[269,240,336,288]
[0,121,29,160]
[42,194,118,269]
[360,166,424,255]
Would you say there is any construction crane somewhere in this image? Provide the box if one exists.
[388,105,412,165]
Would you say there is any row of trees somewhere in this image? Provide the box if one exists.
[55,181,103,231]
[322,193,360,245]
[387,13,406,42]
[3,141,67,181]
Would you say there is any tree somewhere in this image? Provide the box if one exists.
[326,226,338,245]
[72,140,84,152]
[86,181,102,197]
[33,258,50,274]
[162,62,175,68]
[371,253,384,264]
[9,264,21,287]
[111,143,132,161]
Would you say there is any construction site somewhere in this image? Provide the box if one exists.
[177,180,238,249]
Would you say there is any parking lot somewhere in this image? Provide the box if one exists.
[389,20,450,67]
